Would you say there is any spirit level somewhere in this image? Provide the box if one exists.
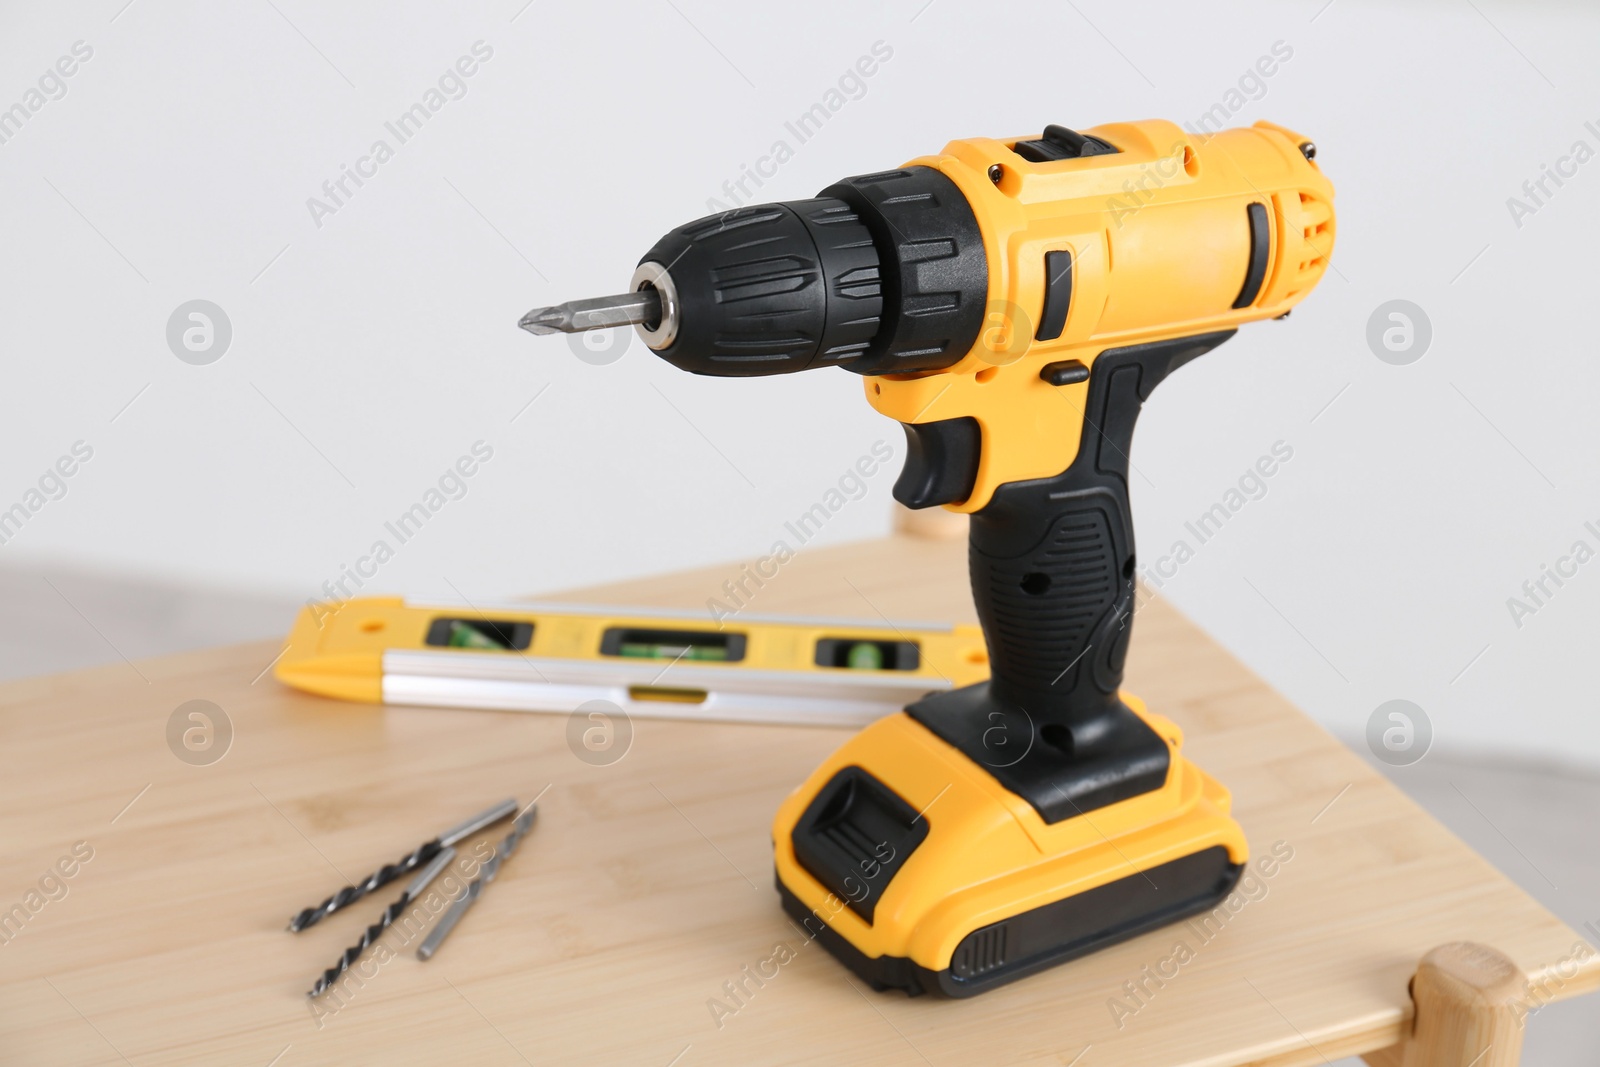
[275,596,988,727]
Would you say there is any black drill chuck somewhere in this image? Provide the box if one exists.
[635,168,988,378]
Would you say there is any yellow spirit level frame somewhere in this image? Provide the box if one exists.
[274,596,988,727]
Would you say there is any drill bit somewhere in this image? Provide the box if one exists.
[287,798,518,932]
[309,847,455,999]
[518,290,659,335]
[416,805,538,961]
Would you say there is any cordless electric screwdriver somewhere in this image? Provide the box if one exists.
[521,118,1335,996]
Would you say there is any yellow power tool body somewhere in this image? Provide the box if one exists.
[520,118,1335,995]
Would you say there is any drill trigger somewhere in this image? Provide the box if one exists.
[893,417,981,510]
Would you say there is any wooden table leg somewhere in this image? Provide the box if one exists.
[1363,942,1529,1067]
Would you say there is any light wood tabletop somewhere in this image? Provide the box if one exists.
[1,532,1594,1066]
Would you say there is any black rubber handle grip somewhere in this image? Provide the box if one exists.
[968,331,1236,722]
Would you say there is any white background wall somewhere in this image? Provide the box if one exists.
[2,0,1597,766]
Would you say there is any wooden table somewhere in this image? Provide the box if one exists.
[1,532,1593,1066]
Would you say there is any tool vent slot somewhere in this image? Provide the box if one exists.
[424,617,534,651]
[813,638,920,671]
[599,627,747,663]
[1289,190,1334,285]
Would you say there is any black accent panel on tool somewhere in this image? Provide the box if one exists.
[1035,250,1073,341]
[779,847,1242,997]
[640,198,884,376]
[791,767,929,924]
[946,844,1241,994]
[1011,125,1120,163]
[893,417,981,509]
[1232,202,1270,309]
[907,330,1237,823]
[821,167,988,375]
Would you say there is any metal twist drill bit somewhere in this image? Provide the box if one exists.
[518,290,659,335]
[289,840,440,933]
[416,805,538,961]
[309,848,455,998]
[286,798,518,932]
